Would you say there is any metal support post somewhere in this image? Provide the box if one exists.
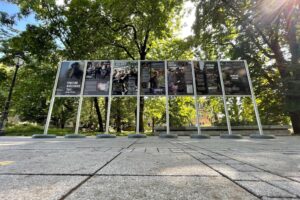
[191,61,201,135]
[43,63,62,135]
[218,60,242,139]
[105,60,114,134]
[74,61,87,135]
[165,60,170,135]
[136,60,141,135]
[244,61,274,139]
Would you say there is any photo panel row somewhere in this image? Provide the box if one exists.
[55,60,251,96]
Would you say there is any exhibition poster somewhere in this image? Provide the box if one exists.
[220,61,251,95]
[194,61,222,95]
[112,60,138,95]
[167,61,194,95]
[55,61,85,95]
[83,60,111,95]
[140,61,166,95]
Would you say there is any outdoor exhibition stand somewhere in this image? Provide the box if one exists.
[32,60,275,139]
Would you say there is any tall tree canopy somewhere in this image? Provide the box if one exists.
[1,0,298,134]
[1,0,188,133]
[193,0,300,133]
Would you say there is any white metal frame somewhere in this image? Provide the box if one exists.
[74,61,88,135]
[191,61,202,135]
[136,60,141,134]
[217,60,233,135]
[105,60,114,134]
[43,60,264,137]
[164,60,170,134]
[244,60,263,135]
[43,62,62,135]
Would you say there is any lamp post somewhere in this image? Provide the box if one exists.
[0,54,24,135]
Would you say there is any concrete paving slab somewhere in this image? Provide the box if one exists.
[236,181,296,198]
[228,164,262,172]
[269,181,300,196]
[208,164,258,181]
[222,159,244,165]
[1,136,300,199]
[0,149,119,174]
[98,152,220,176]
[248,172,290,181]
[200,159,223,164]
[289,177,300,182]
[187,152,211,159]
[262,198,300,200]
[66,176,259,200]
[0,175,86,200]
[145,147,159,153]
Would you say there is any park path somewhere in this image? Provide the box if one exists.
[0,136,300,200]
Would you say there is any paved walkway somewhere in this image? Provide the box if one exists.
[0,136,299,200]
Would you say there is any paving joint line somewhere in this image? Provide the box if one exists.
[179,142,300,184]
[126,139,138,148]
[169,141,262,199]
[206,147,300,185]
[178,142,300,198]
[95,174,219,177]
[0,173,90,176]
[58,152,122,200]
[0,173,219,178]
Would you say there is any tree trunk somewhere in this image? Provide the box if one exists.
[116,99,122,132]
[287,13,300,134]
[93,97,104,132]
[152,117,155,133]
[60,118,65,129]
[138,52,147,132]
[139,97,144,132]
[104,97,108,129]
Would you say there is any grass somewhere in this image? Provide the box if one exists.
[4,123,154,136]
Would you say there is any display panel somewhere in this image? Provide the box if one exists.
[140,61,166,95]
[83,60,111,95]
[167,61,194,95]
[220,61,251,95]
[112,60,138,95]
[194,61,222,95]
[55,61,85,95]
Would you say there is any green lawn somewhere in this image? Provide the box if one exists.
[4,124,154,136]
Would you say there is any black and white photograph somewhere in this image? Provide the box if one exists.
[112,61,138,95]
[194,61,222,95]
[167,61,194,95]
[55,61,84,95]
[83,61,111,95]
[140,61,166,95]
[220,61,251,95]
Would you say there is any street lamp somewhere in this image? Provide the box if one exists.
[0,54,24,135]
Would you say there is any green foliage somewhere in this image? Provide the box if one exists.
[2,0,296,135]
[51,98,79,129]
[169,96,195,127]
[192,0,299,127]
[144,97,166,132]
[9,62,56,123]
[199,97,226,126]
[110,97,136,132]
[5,123,73,136]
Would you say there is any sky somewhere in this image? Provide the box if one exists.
[178,1,196,38]
[0,0,195,37]
[0,1,37,31]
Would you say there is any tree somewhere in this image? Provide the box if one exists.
[0,10,18,41]
[12,0,185,133]
[144,97,166,132]
[193,0,300,133]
